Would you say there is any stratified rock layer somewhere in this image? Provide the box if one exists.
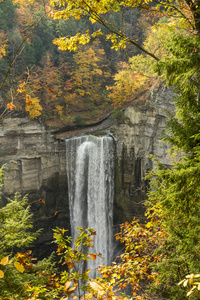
[111,84,174,224]
[0,118,69,256]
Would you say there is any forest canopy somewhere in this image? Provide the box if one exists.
[0,0,151,125]
[0,0,199,125]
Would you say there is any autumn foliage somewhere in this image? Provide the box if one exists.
[0,0,160,124]
[1,0,200,299]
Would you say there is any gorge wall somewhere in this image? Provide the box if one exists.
[0,84,174,253]
[111,84,174,224]
[0,118,68,255]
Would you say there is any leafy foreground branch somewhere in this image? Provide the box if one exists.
[0,166,128,299]
[0,189,129,300]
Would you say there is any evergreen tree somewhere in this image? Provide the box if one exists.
[0,166,55,299]
[144,21,200,300]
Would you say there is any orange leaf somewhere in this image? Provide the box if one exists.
[19,82,25,88]
[90,230,97,236]
[7,103,16,110]
[17,88,24,93]
[48,87,55,93]
[17,88,26,95]
[39,199,45,204]
[67,263,74,270]
[16,252,24,258]
[26,95,32,105]
[26,99,32,105]
[54,211,58,216]
[90,254,97,261]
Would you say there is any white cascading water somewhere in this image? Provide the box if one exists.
[65,135,114,276]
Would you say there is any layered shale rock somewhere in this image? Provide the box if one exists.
[0,117,69,255]
[111,84,175,224]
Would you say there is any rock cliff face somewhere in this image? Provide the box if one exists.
[0,84,175,253]
[111,84,174,224]
[0,118,69,255]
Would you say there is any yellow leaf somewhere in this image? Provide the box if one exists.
[68,286,76,293]
[183,279,188,287]
[89,280,104,292]
[0,270,4,278]
[64,281,71,291]
[25,97,42,118]
[187,286,196,297]
[14,262,25,273]
[146,222,152,228]
[0,257,9,266]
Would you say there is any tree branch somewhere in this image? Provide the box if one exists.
[82,0,160,61]
[0,12,49,92]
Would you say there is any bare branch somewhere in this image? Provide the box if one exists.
[0,11,50,92]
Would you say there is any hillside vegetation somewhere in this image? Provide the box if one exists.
[0,0,152,127]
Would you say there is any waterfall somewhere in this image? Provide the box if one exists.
[65,135,114,275]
